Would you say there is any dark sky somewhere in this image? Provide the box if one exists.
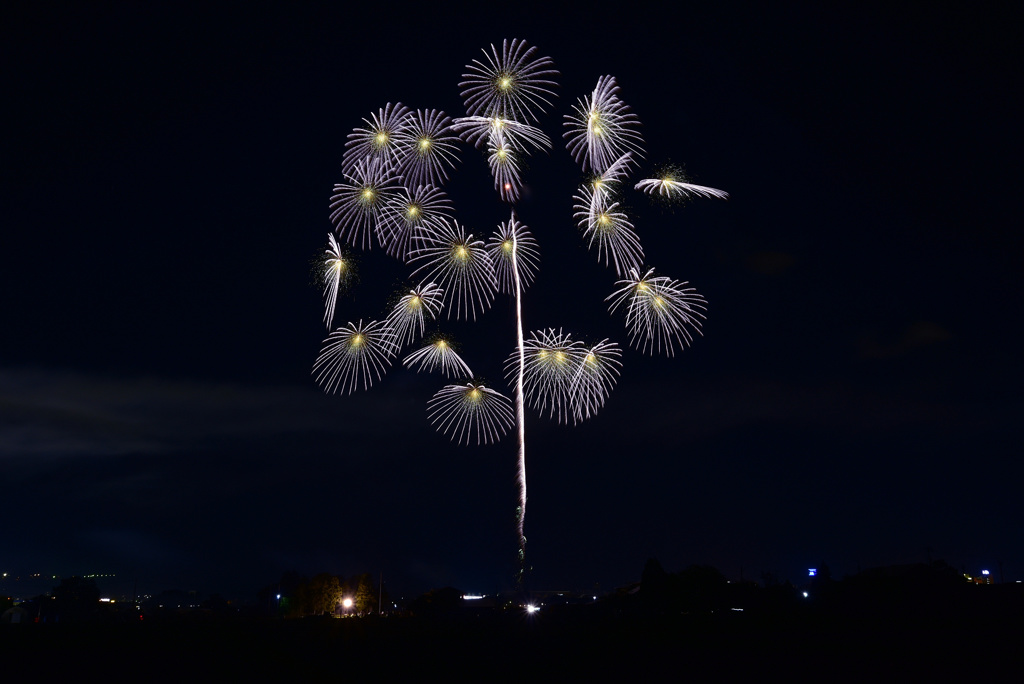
[3,2,1021,600]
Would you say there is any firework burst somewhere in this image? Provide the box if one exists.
[343,102,413,173]
[394,109,461,188]
[313,319,399,395]
[403,337,473,378]
[409,218,497,321]
[506,328,584,425]
[564,75,644,174]
[607,268,707,356]
[385,282,444,348]
[377,184,454,261]
[570,339,623,422]
[329,156,402,250]
[428,383,515,445]
[451,116,552,154]
[635,170,730,201]
[460,39,559,123]
[572,186,644,276]
[321,234,353,330]
[487,212,540,294]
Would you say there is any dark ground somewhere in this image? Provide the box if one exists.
[4,586,1021,681]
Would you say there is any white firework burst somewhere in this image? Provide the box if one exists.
[409,218,497,321]
[488,141,523,203]
[564,75,644,174]
[342,102,413,173]
[570,339,622,422]
[451,116,551,154]
[460,38,558,123]
[428,383,515,445]
[572,187,644,276]
[377,185,454,261]
[312,319,399,395]
[506,328,585,425]
[403,338,473,378]
[606,268,707,356]
[635,175,730,201]
[321,234,353,330]
[394,109,461,188]
[487,212,540,295]
[329,156,402,250]
[385,282,444,348]
[589,152,635,205]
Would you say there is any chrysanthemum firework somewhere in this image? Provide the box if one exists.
[377,184,454,261]
[342,102,413,173]
[488,141,523,203]
[459,39,559,123]
[312,319,399,395]
[321,234,353,330]
[606,268,707,356]
[394,109,461,188]
[564,75,644,174]
[572,187,644,276]
[409,218,497,321]
[385,282,444,348]
[570,339,622,422]
[329,156,402,250]
[428,382,515,445]
[635,168,729,201]
[506,328,585,425]
[403,338,473,378]
[451,116,551,154]
[487,213,540,294]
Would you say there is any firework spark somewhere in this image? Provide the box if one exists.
[564,75,645,174]
[488,212,540,294]
[385,282,444,348]
[460,39,559,123]
[428,383,515,445]
[403,338,473,378]
[607,268,707,356]
[409,218,497,320]
[312,319,399,395]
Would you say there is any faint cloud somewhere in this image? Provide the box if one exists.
[858,320,952,359]
[0,367,418,459]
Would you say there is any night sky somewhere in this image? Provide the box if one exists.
[3,2,1021,600]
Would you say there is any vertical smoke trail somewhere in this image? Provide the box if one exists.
[511,220,528,579]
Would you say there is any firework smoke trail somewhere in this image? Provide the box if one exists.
[512,222,528,579]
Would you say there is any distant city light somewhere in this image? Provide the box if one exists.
[802,592,809,598]
[808,568,816,577]
[982,570,990,575]
[462,594,485,600]
[276,594,281,600]
[525,604,539,613]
